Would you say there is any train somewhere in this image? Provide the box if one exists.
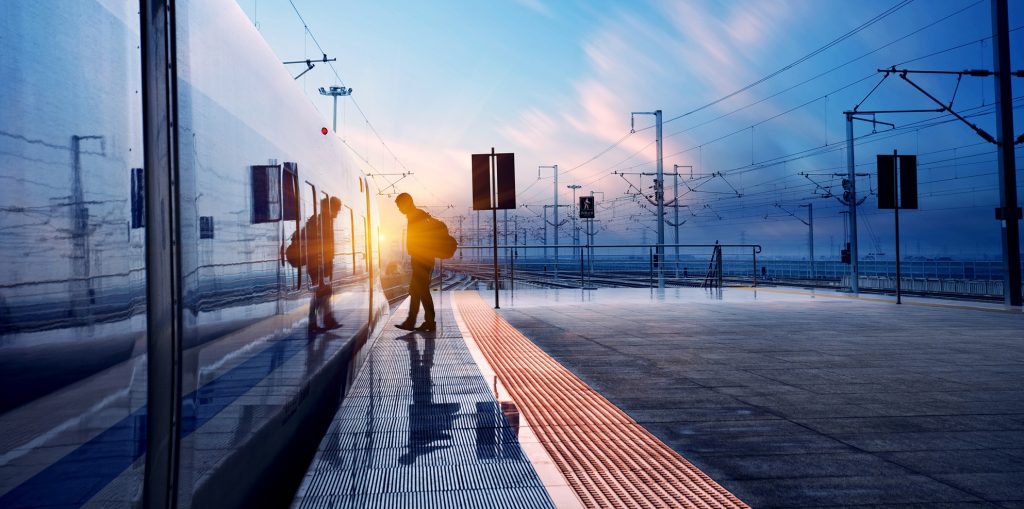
[0,0,390,507]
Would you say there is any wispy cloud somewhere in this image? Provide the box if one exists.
[513,0,552,18]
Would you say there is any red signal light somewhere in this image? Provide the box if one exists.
[321,127,329,135]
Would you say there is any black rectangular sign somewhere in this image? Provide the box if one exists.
[471,152,516,210]
[877,154,918,209]
[579,196,595,218]
[471,154,491,211]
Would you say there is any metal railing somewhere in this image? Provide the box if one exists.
[442,244,1020,299]
[446,243,762,290]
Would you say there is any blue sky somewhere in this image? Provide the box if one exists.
[237,0,1022,258]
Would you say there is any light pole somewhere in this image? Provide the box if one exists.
[567,184,582,247]
[318,86,352,133]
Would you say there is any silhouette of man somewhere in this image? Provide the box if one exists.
[306,196,342,334]
[396,333,459,464]
[395,193,436,332]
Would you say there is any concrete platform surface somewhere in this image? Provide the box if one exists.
[492,287,1024,508]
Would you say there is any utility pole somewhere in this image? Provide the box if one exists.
[844,112,860,293]
[70,135,103,323]
[567,184,582,247]
[672,165,693,278]
[776,202,815,280]
[631,110,664,288]
[542,205,548,264]
[992,0,1022,307]
[799,203,815,281]
[317,85,352,132]
[588,191,605,277]
[539,165,559,278]
[456,215,464,260]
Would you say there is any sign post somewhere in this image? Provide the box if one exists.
[877,152,918,304]
[579,196,596,289]
[472,149,515,308]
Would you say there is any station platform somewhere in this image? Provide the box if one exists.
[491,286,1024,508]
[292,289,749,508]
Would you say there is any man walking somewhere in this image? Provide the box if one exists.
[395,193,436,332]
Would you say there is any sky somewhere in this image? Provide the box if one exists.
[236,0,1023,260]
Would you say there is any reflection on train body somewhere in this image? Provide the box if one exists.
[0,1,388,507]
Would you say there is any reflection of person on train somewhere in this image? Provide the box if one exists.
[306,196,342,334]
[397,332,459,465]
[394,193,435,332]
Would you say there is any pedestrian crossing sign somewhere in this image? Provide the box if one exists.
[579,196,595,218]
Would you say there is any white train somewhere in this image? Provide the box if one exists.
[0,1,389,507]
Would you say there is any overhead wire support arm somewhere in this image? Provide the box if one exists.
[773,203,809,226]
[365,172,412,197]
[878,66,998,144]
[715,172,743,198]
[283,54,336,80]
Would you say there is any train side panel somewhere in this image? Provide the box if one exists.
[0,1,389,507]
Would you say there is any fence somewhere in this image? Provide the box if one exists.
[441,244,1018,299]
[445,243,762,289]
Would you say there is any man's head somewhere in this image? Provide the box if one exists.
[395,192,414,215]
[329,196,341,218]
[321,196,341,218]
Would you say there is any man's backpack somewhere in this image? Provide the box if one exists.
[285,230,303,268]
[421,214,458,259]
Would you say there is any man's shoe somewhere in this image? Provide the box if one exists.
[323,317,343,330]
[415,321,436,333]
[395,320,417,331]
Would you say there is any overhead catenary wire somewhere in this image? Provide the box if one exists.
[660,0,916,126]
[543,1,1001,193]
[285,0,420,184]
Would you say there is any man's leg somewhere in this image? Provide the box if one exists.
[398,263,425,330]
[421,261,435,324]
[308,285,323,333]
[415,260,435,331]
[319,285,340,329]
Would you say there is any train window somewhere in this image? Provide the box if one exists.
[199,216,214,239]
[282,164,300,290]
[303,182,322,288]
[250,165,281,223]
[282,163,299,221]
[354,211,366,274]
[336,205,354,276]
[320,191,331,281]
[347,207,357,274]
[130,167,145,228]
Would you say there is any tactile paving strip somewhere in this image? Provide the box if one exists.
[455,292,750,509]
